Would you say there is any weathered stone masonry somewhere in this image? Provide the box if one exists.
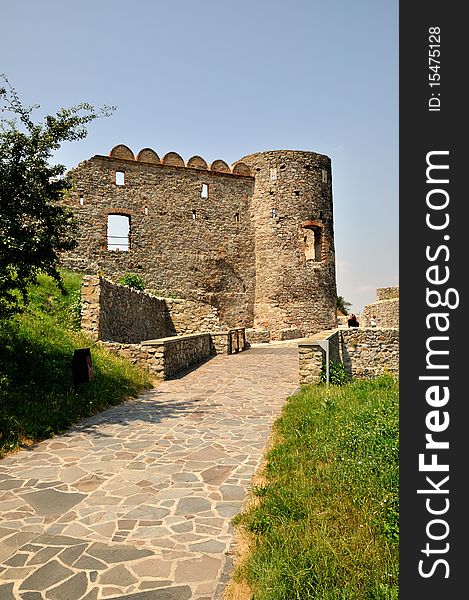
[360,286,399,328]
[299,328,399,384]
[81,275,246,379]
[62,145,337,339]
[81,275,222,343]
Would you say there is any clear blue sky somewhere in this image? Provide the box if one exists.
[2,0,398,314]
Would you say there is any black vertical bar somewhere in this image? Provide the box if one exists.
[400,2,466,597]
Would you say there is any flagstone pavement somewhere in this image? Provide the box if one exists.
[0,342,300,599]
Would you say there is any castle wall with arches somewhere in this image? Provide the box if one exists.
[61,145,338,338]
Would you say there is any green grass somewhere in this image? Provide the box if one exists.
[0,269,154,457]
[231,376,399,600]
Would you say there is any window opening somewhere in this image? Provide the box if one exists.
[192,209,197,220]
[270,167,277,181]
[235,212,240,223]
[201,183,209,198]
[143,206,148,215]
[116,171,125,186]
[304,226,322,261]
[322,169,328,183]
[79,195,84,206]
[107,214,130,251]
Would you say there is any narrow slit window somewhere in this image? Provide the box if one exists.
[107,214,130,251]
[192,209,197,220]
[143,206,148,215]
[116,171,125,186]
[322,169,328,183]
[201,183,209,198]
[235,212,240,223]
[79,195,84,206]
[270,167,277,181]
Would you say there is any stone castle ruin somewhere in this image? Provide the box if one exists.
[62,145,338,340]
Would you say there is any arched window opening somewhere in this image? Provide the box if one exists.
[107,214,130,251]
[304,226,322,262]
[201,183,209,198]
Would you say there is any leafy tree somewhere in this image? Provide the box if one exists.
[336,295,352,315]
[0,75,114,319]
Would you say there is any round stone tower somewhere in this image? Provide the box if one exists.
[239,149,337,339]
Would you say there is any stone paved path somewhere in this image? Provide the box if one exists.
[0,344,299,599]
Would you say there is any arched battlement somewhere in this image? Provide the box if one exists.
[162,152,185,167]
[187,155,208,170]
[136,148,161,164]
[105,146,253,177]
[210,159,231,173]
[109,144,135,161]
[232,162,252,176]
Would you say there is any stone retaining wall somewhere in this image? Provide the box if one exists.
[142,334,213,379]
[360,285,399,328]
[361,298,399,328]
[299,328,399,384]
[99,328,248,380]
[245,328,270,344]
[340,328,399,379]
[81,276,223,342]
[81,276,170,343]
[160,297,222,335]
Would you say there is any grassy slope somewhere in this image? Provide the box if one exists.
[0,270,154,457]
[228,376,399,600]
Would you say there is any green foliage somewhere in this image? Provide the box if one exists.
[320,359,350,385]
[118,273,146,291]
[0,270,152,456]
[337,295,352,315]
[232,376,399,599]
[0,75,115,319]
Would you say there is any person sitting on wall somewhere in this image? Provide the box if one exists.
[347,313,359,328]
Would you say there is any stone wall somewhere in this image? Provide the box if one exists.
[81,276,170,343]
[62,150,256,329]
[161,297,221,335]
[99,329,247,380]
[376,286,399,301]
[298,328,399,384]
[61,145,338,339]
[361,286,399,328]
[81,276,223,343]
[142,334,213,379]
[340,328,399,378]
[240,150,337,338]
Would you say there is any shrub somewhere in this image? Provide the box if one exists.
[118,273,146,291]
[320,360,350,385]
